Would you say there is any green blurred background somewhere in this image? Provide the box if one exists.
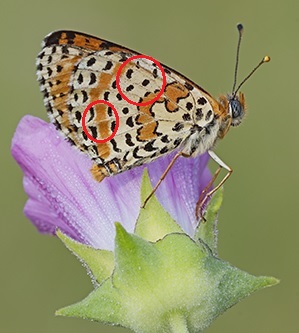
[1,0,298,332]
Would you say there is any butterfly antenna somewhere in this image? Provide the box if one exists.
[232,23,244,94]
[234,55,270,94]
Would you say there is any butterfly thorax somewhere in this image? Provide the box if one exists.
[179,89,242,155]
[181,91,246,157]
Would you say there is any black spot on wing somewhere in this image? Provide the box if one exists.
[75,111,82,122]
[182,113,191,121]
[88,107,95,121]
[126,68,133,79]
[196,108,203,121]
[91,145,99,156]
[205,110,213,121]
[126,85,134,92]
[197,97,207,105]
[161,135,170,143]
[186,102,193,111]
[126,116,134,127]
[56,65,63,73]
[89,126,97,139]
[184,82,194,91]
[103,61,113,71]
[47,67,53,76]
[107,107,113,117]
[82,90,88,103]
[133,147,143,159]
[144,140,157,152]
[77,73,83,84]
[160,146,169,154]
[89,72,97,85]
[87,57,96,67]
[110,138,121,152]
[125,133,135,146]
[173,137,183,147]
[111,120,116,132]
[172,122,184,132]
[142,79,150,87]
[105,51,114,56]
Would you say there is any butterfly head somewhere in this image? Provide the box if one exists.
[228,91,246,126]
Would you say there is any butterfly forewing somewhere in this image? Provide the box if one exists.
[37,31,217,181]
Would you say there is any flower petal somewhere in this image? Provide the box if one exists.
[147,151,211,235]
[11,115,142,250]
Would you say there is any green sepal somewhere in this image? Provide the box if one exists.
[194,187,224,256]
[135,169,183,242]
[56,230,114,284]
[56,223,278,333]
[56,278,126,326]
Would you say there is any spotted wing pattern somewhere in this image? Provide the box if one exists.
[36,31,223,181]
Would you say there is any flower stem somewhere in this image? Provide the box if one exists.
[169,312,189,333]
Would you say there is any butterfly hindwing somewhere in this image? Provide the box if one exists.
[37,30,217,181]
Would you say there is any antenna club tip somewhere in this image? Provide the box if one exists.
[237,23,244,32]
[263,55,271,62]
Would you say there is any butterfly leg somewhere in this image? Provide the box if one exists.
[141,151,186,208]
[196,150,233,221]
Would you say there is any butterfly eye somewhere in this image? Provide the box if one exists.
[230,99,242,118]
[229,97,244,126]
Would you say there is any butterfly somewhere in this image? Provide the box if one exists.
[36,24,269,218]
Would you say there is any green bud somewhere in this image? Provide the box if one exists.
[56,171,278,332]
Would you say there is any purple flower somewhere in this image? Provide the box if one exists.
[11,115,211,250]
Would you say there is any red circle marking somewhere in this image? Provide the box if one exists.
[82,100,119,144]
[116,54,166,106]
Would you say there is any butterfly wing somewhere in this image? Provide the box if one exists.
[37,31,218,181]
